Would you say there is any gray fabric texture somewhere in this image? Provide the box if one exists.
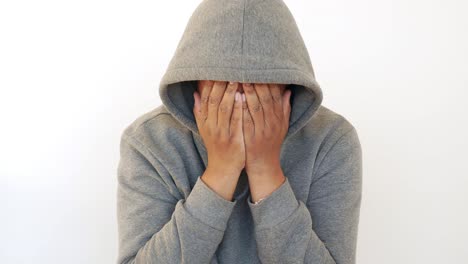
[116,0,363,263]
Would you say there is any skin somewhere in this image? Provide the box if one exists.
[193,80,292,202]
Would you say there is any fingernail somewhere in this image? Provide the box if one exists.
[242,93,246,102]
[243,83,251,87]
[235,91,240,101]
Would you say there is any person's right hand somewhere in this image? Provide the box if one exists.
[193,80,245,177]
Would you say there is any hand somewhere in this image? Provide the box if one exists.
[241,83,292,177]
[193,80,245,176]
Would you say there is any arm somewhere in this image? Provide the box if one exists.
[247,127,363,263]
[116,133,237,264]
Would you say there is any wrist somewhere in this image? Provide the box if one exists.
[206,165,242,178]
[251,196,267,205]
[246,162,282,179]
[201,168,241,202]
[247,169,286,203]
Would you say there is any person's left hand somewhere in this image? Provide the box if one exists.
[241,83,292,178]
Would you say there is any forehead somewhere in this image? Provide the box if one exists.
[197,80,287,88]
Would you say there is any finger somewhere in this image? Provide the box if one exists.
[218,82,239,138]
[242,93,255,143]
[193,90,203,126]
[242,83,264,133]
[254,83,276,127]
[282,89,292,124]
[269,83,283,119]
[230,91,243,138]
[207,81,228,129]
[199,80,214,123]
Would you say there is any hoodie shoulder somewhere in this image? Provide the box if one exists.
[304,105,359,143]
[299,105,361,181]
[314,105,356,129]
[121,104,189,140]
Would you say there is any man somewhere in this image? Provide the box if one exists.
[117,0,362,263]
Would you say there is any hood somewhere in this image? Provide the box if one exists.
[159,0,323,139]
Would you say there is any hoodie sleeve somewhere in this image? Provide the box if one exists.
[247,127,362,264]
[116,132,237,264]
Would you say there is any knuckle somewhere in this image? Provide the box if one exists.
[273,95,282,103]
[260,95,272,104]
[219,104,230,113]
[252,103,262,113]
[205,80,215,87]
[244,85,254,93]
[216,81,228,88]
[199,113,208,122]
[243,114,253,124]
[209,95,221,105]
[226,83,237,94]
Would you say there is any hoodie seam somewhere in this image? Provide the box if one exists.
[121,132,180,200]
[241,0,246,79]
[125,112,174,138]
[165,66,310,75]
[311,127,356,185]
[127,128,173,172]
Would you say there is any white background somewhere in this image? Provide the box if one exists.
[1,0,467,263]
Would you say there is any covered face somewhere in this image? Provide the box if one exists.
[196,80,288,96]
[158,0,323,139]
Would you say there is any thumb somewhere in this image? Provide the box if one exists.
[282,89,291,121]
[193,91,201,120]
[193,91,200,112]
[230,91,243,138]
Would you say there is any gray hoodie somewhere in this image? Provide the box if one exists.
[116,0,363,263]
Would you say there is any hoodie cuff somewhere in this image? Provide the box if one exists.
[184,176,237,231]
[247,177,300,230]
